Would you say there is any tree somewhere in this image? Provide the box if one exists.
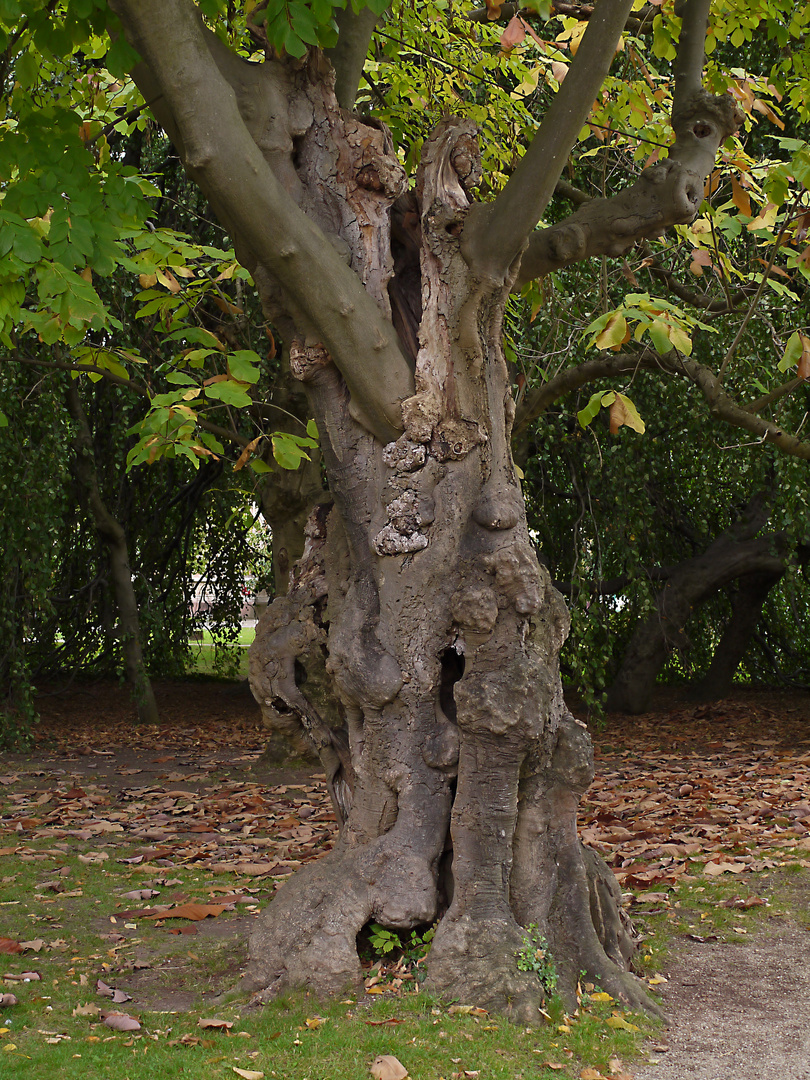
[101,0,749,1018]
[4,0,810,1020]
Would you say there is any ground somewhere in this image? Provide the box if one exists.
[0,678,807,1077]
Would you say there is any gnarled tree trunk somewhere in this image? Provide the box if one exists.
[246,116,649,1017]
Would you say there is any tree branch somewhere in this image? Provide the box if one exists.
[514,0,741,288]
[325,5,381,110]
[461,0,635,283]
[514,347,810,460]
[110,0,414,444]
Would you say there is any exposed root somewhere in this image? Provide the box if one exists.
[425,913,548,1024]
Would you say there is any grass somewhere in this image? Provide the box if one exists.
[0,830,665,1080]
[185,626,254,679]
[1,791,807,1078]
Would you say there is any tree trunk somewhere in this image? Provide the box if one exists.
[65,382,159,725]
[692,568,785,700]
[246,116,654,1018]
[606,495,789,714]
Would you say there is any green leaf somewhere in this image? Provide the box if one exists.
[306,417,319,439]
[204,380,252,408]
[779,330,805,372]
[227,350,262,384]
[577,391,613,429]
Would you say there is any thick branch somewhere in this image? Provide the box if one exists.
[111,0,414,444]
[461,0,635,282]
[325,6,380,110]
[515,0,740,287]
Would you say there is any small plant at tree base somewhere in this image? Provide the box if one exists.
[368,923,402,956]
[516,925,558,993]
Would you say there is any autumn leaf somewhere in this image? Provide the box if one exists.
[604,1013,639,1032]
[370,1054,409,1080]
[198,1018,233,1030]
[102,1011,141,1031]
[144,902,230,920]
[232,1070,265,1080]
[0,938,22,954]
[608,393,646,435]
[731,177,752,216]
[594,313,629,351]
[234,437,263,472]
[500,15,526,49]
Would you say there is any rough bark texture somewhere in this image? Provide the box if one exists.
[607,496,790,715]
[245,109,652,1017]
[64,382,159,725]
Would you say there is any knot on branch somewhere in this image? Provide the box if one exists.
[289,340,332,381]
[672,89,743,142]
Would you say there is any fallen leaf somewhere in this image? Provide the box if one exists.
[232,1069,264,1080]
[370,1054,409,1080]
[19,939,45,952]
[144,902,230,921]
[580,1069,608,1080]
[197,1018,233,1030]
[604,1013,639,1032]
[305,1016,327,1028]
[0,939,21,955]
[72,1003,100,1018]
[0,994,17,1007]
[102,1012,140,1031]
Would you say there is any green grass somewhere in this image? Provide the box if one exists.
[0,831,665,1079]
[1,809,807,1079]
[185,626,254,679]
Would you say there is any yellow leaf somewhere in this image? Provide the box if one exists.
[138,273,157,288]
[557,1024,571,1033]
[594,314,629,352]
[232,1069,264,1080]
[157,269,182,294]
[747,203,778,232]
[305,1016,327,1029]
[365,986,385,994]
[589,991,613,1002]
[605,1013,639,1032]
[580,1069,607,1080]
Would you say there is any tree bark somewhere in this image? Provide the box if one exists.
[606,495,789,714]
[64,382,159,725]
[245,116,653,1018]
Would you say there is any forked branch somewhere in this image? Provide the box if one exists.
[461,0,636,283]
[515,0,740,286]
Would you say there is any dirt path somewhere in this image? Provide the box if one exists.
[634,917,810,1080]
